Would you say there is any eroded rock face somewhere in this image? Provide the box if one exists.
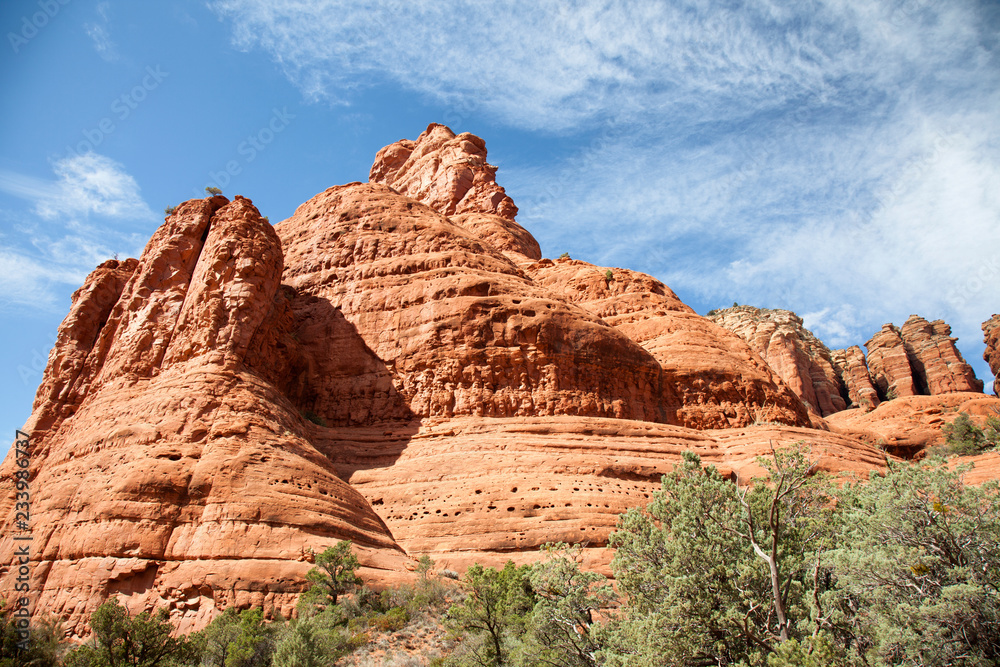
[370,123,518,220]
[983,314,1000,396]
[322,417,886,572]
[826,393,1000,458]
[830,346,880,412]
[2,124,950,636]
[865,317,983,400]
[865,324,919,399]
[276,183,672,424]
[529,263,811,428]
[0,196,406,637]
[709,307,846,417]
[899,315,982,395]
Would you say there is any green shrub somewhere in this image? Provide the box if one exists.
[205,186,223,196]
[302,410,327,427]
[558,252,571,260]
[1,601,66,667]
[300,541,361,612]
[374,607,410,632]
[164,205,177,216]
[62,598,191,667]
[940,411,1000,456]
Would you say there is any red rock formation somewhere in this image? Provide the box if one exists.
[0,196,408,637]
[0,124,932,637]
[865,324,918,399]
[323,417,886,572]
[899,315,982,395]
[865,317,983,401]
[827,393,1000,458]
[29,258,138,436]
[983,314,1000,396]
[830,346,880,412]
[709,307,847,417]
[277,183,673,424]
[370,123,518,220]
[450,212,541,261]
[527,262,811,428]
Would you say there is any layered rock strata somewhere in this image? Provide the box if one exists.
[0,196,407,636]
[830,346,880,412]
[0,124,942,637]
[276,183,673,424]
[865,324,920,399]
[528,265,811,427]
[370,123,518,220]
[709,307,846,417]
[866,317,982,400]
[899,315,982,394]
[826,393,1000,458]
[984,314,1000,396]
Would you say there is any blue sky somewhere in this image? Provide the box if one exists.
[2,0,999,455]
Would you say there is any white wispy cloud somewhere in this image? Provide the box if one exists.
[84,2,118,62]
[0,154,153,312]
[210,0,1000,374]
[0,153,155,221]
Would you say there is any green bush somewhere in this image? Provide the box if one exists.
[62,598,191,667]
[374,607,410,632]
[300,542,361,612]
[188,607,278,667]
[302,410,327,427]
[205,186,223,196]
[940,411,1000,456]
[1,601,66,667]
[164,205,177,216]
[558,252,571,260]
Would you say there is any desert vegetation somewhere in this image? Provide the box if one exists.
[4,451,999,666]
[937,411,1000,456]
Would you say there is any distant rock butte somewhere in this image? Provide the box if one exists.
[984,314,1000,396]
[709,307,846,417]
[866,316,982,399]
[2,124,994,636]
[830,346,880,412]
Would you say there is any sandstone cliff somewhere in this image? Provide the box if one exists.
[0,196,408,636]
[708,307,846,417]
[830,346,880,412]
[866,316,982,400]
[984,314,1000,396]
[371,123,518,221]
[6,124,987,636]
